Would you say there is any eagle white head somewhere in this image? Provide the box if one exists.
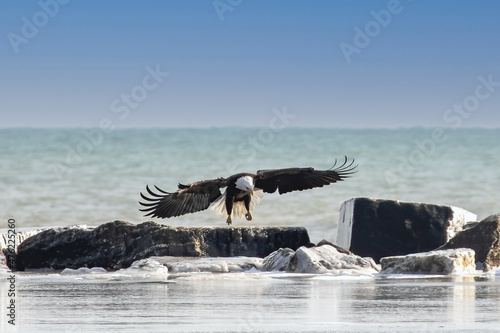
[140,156,357,226]
[235,175,254,192]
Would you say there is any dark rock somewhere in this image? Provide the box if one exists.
[462,221,480,231]
[1,229,44,270]
[337,197,477,263]
[316,239,352,255]
[439,214,500,270]
[13,221,310,270]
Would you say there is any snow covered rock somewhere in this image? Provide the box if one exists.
[260,248,296,271]
[261,244,379,275]
[380,248,476,275]
[337,197,477,262]
[287,245,379,274]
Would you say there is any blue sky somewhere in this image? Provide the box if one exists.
[1,0,499,128]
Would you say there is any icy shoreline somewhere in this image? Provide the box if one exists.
[0,257,500,283]
[2,198,500,279]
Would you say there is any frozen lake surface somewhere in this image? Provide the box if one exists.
[2,268,500,332]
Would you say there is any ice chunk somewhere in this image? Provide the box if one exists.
[61,267,107,275]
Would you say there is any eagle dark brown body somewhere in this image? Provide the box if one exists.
[140,156,357,225]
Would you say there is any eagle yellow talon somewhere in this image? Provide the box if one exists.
[245,212,253,221]
[226,216,232,225]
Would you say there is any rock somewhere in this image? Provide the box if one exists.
[0,228,45,253]
[337,197,477,262]
[261,244,379,275]
[1,228,45,268]
[316,239,352,255]
[380,248,476,275]
[287,245,379,274]
[439,214,500,270]
[261,248,296,271]
[462,221,480,231]
[13,220,310,270]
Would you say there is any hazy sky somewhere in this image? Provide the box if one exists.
[1,0,499,128]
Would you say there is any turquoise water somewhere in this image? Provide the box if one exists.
[2,127,500,242]
[2,127,500,332]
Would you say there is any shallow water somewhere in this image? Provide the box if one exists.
[2,128,500,243]
[2,127,500,331]
[2,269,500,332]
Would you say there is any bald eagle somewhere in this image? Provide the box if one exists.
[139,156,357,225]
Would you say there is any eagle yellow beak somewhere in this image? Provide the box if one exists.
[250,189,254,196]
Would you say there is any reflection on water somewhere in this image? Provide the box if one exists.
[1,273,499,332]
[451,276,476,324]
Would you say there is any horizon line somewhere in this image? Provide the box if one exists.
[1,125,499,130]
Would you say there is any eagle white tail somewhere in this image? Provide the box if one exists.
[209,189,264,220]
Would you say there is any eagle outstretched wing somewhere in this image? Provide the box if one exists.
[254,156,357,195]
[139,178,228,218]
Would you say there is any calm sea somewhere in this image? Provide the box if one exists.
[2,127,500,242]
[2,127,500,332]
